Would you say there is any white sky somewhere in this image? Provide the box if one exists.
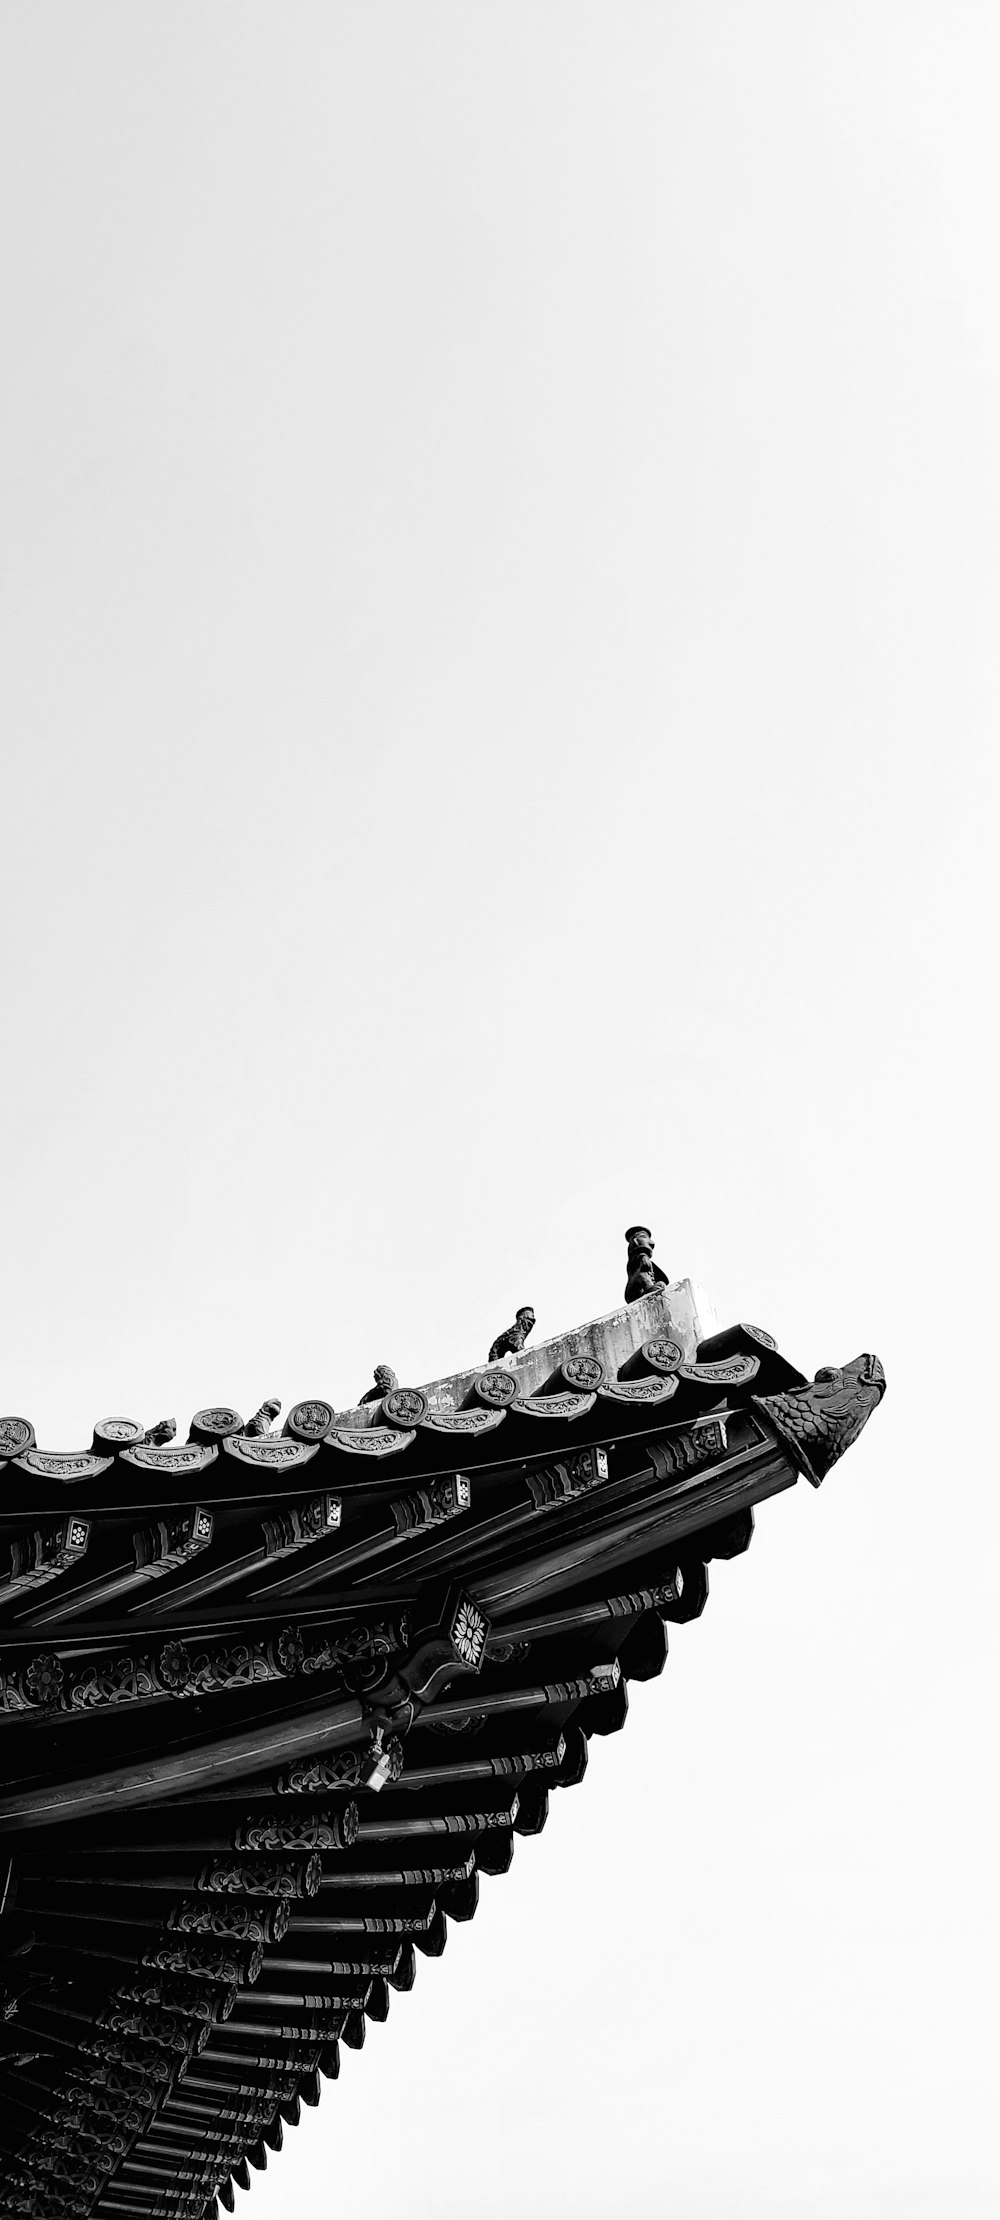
[0,4,996,2214]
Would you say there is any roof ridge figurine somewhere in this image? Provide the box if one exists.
[243,1398,281,1437]
[141,1418,176,1446]
[360,1365,398,1407]
[488,1306,536,1363]
[624,1224,670,1304]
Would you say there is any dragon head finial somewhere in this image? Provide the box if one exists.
[756,1353,885,1485]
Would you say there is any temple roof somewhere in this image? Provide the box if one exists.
[0,1268,885,2219]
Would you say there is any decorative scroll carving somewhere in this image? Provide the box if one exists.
[142,1936,262,1985]
[82,2022,208,2063]
[1,1516,90,1596]
[4,2166,103,2210]
[168,1897,290,1944]
[755,1354,885,1485]
[599,1374,679,1405]
[297,1615,408,1697]
[234,1802,359,1852]
[488,1307,535,1363]
[286,1399,336,1440]
[41,2109,140,2150]
[275,1729,404,1796]
[14,1450,112,1483]
[647,1420,728,1480]
[472,1368,519,1409]
[94,2000,216,2051]
[119,1442,218,1477]
[514,1392,596,1422]
[224,1436,320,1474]
[421,1407,505,1437]
[0,2192,91,2218]
[328,1425,414,1457]
[0,1415,35,1457]
[524,1447,608,1511]
[676,1355,759,1389]
[391,1474,470,1536]
[45,2084,160,2130]
[11,1647,147,1710]
[10,1623,306,1714]
[67,2053,177,2096]
[67,2058,177,2108]
[624,1224,669,1304]
[133,1506,213,1578]
[0,1649,65,1711]
[196,1853,322,1899]
[261,1492,340,1555]
[112,1632,290,1701]
[111,1973,235,2023]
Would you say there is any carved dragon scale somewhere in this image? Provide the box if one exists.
[0,1236,885,2219]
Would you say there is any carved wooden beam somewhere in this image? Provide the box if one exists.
[0,1694,367,1832]
[22,1511,214,1632]
[249,1473,472,1603]
[134,1493,342,1621]
[0,1614,403,1722]
[0,1520,91,1607]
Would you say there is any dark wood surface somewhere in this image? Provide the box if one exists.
[0,1311,884,2220]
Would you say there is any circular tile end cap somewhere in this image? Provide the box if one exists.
[641,1337,685,1376]
[0,1415,36,1458]
[561,1354,605,1391]
[472,1369,520,1410]
[285,1399,336,1442]
[380,1387,429,1430]
[191,1406,244,1444]
[92,1415,144,1451]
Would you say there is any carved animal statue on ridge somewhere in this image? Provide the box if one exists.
[142,1419,176,1447]
[624,1224,670,1305]
[243,1399,281,1437]
[360,1366,398,1407]
[488,1307,536,1364]
[757,1354,886,1485]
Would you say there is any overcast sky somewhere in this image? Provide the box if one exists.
[1,4,996,2215]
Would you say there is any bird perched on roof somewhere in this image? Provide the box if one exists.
[243,1398,281,1437]
[624,1225,670,1304]
[359,1365,398,1407]
[142,1418,176,1446]
[488,1306,536,1364]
